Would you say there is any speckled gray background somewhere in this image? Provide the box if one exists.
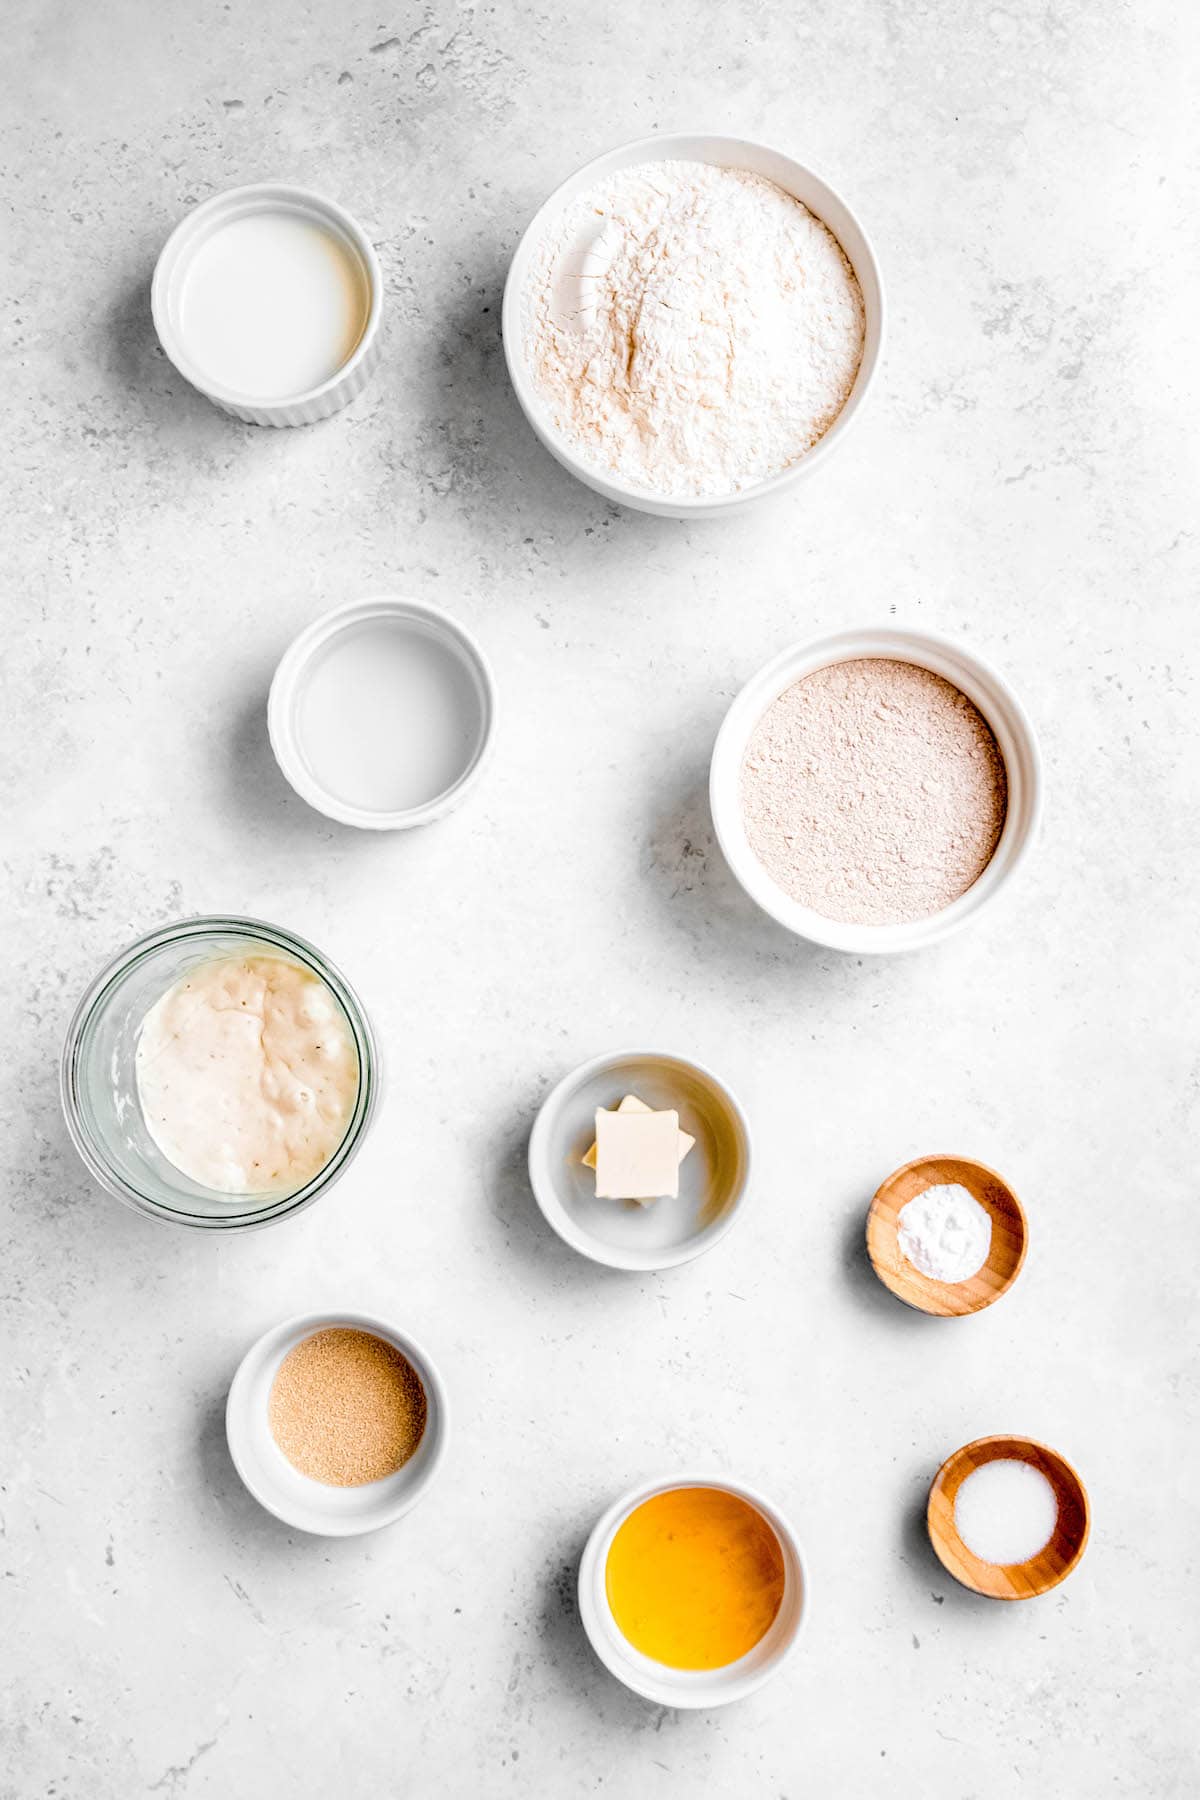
[3,2,1199,1795]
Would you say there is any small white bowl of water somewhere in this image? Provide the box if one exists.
[268,597,497,830]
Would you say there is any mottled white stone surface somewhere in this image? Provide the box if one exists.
[3,1,1199,1794]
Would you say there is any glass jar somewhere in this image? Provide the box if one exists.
[61,916,378,1230]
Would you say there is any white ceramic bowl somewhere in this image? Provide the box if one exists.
[152,183,383,426]
[527,1049,751,1271]
[226,1311,449,1535]
[710,627,1043,954]
[268,597,497,830]
[578,1473,807,1707]
[502,132,884,518]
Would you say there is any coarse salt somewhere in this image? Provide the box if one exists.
[954,1460,1059,1565]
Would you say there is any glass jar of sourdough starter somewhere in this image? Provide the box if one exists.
[61,916,378,1230]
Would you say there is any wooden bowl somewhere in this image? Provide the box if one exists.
[865,1154,1027,1316]
[927,1435,1090,1599]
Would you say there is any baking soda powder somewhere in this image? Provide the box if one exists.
[896,1182,993,1283]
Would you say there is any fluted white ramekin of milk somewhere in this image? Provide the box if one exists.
[152,183,383,425]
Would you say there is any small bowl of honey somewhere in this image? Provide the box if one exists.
[578,1473,807,1707]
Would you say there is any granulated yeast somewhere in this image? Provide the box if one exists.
[740,659,1007,926]
[268,1328,427,1486]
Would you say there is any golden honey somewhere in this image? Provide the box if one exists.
[605,1486,785,1670]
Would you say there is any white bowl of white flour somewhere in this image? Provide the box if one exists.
[503,134,884,517]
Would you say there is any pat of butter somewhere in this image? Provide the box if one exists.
[594,1106,681,1201]
[582,1096,695,1211]
[583,1094,695,1168]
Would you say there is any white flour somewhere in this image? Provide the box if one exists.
[522,160,865,497]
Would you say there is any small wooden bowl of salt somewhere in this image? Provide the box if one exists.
[928,1435,1090,1599]
[866,1154,1027,1316]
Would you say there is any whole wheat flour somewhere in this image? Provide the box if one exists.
[523,161,865,498]
[740,659,1008,926]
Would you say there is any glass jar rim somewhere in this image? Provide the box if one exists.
[60,914,378,1231]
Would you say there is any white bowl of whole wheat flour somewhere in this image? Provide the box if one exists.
[502,134,884,517]
[710,628,1042,953]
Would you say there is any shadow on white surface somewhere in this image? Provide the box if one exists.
[899,1490,955,1603]
[838,1207,932,1329]
[19,1044,151,1247]
[196,1387,289,1546]
[195,1387,395,1560]
[440,256,581,505]
[223,689,451,864]
[226,690,346,848]
[536,1524,709,1733]
[105,265,255,448]
[482,1116,637,1291]
[644,767,833,973]
[426,251,697,545]
[897,1487,1021,1620]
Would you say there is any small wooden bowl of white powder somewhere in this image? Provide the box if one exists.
[928,1436,1090,1599]
[503,133,884,517]
[710,627,1043,953]
[866,1154,1028,1316]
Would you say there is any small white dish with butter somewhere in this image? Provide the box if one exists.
[528,1050,751,1270]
